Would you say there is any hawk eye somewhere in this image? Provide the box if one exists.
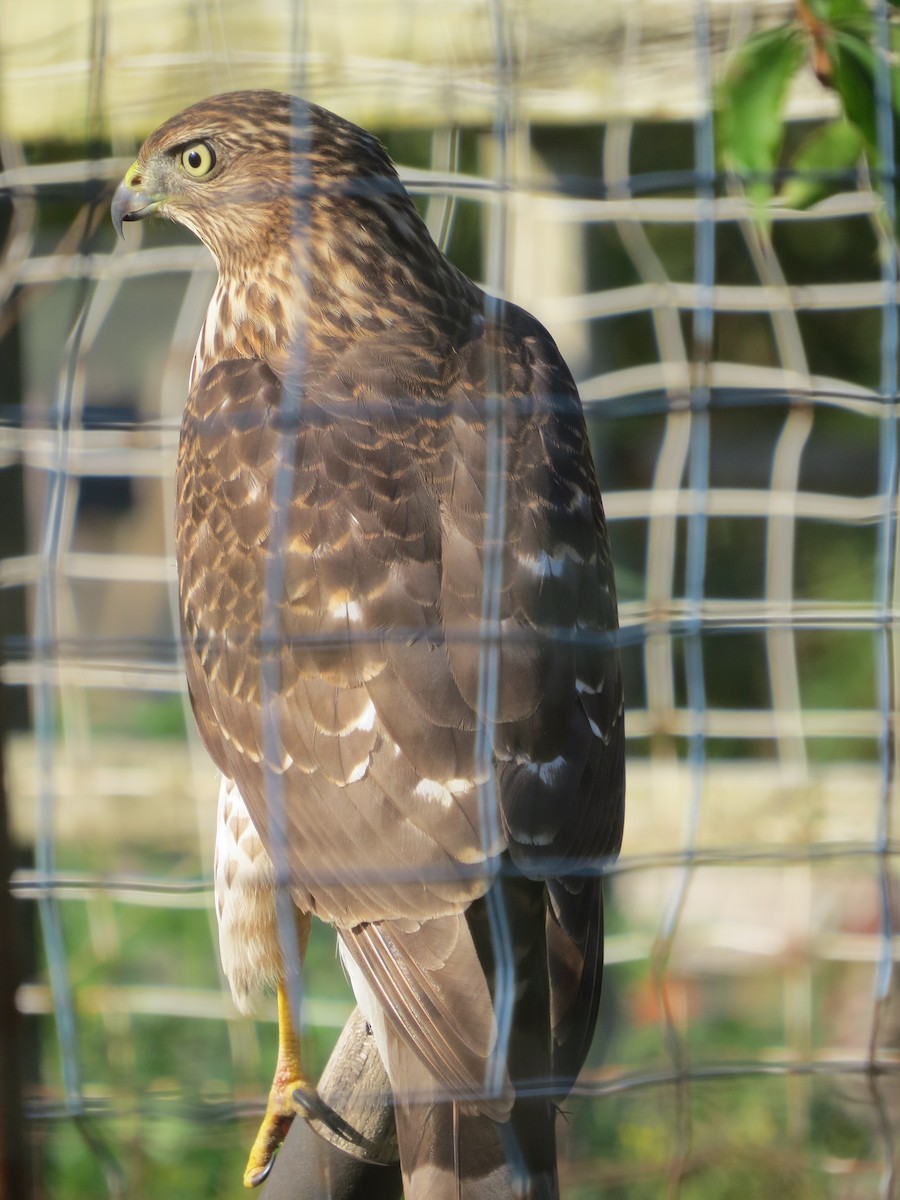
[181,142,216,178]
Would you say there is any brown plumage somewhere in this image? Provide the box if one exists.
[113,90,624,1198]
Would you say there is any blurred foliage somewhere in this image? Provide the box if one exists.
[558,909,878,1197]
[716,0,899,220]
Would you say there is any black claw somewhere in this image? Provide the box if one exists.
[293,1088,359,1141]
[246,1156,277,1188]
[292,1088,388,1163]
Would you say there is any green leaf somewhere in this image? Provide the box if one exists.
[827,28,900,162]
[778,120,864,209]
[828,29,879,148]
[717,25,806,208]
[813,0,870,26]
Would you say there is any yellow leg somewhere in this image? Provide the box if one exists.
[243,973,367,1187]
[243,979,314,1187]
[242,903,370,1188]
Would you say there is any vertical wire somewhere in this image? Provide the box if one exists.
[426,126,461,253]
[32,254,84,1116]
[869,3,898,1195]
[77,0,128,1181]
[201,0,235,92]
[34,337,81,1113]
[33,0,125,1191]
[478,0,515,1111]
[159,264,255,1083]
[655,3,715,1194]
[261,62,313,1058]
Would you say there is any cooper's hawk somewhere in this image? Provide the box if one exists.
[112,90,624,1199]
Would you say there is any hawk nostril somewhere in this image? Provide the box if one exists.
[131,173,143,186]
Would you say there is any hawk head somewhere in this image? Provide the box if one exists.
[112,91,408,266]
[111,89,470,349]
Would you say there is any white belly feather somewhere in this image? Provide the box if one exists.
[213,776,281,1013]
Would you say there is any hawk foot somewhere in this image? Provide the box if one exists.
[242,1078,375,1187]
[242,1071,303,1187]
[242,977,318,1188]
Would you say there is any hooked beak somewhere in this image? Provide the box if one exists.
[111,162,162,238]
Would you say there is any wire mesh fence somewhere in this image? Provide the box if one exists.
[2,0,900,1196]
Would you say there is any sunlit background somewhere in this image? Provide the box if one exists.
[2,1,899,1196]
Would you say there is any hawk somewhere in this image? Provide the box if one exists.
[112,91,624,1199]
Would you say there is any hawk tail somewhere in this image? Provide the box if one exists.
[386,879,561,1199]
[389,1037,559,1200]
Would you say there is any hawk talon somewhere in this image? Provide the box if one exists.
[291,1083,358,1138]
[293,1085,389,1162]
[242,1095,299,1189]
[244,1156,276,1188]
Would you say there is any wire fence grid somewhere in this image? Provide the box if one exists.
[2,1,900,1197]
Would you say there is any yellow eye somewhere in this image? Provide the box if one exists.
[180,143,216,178]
